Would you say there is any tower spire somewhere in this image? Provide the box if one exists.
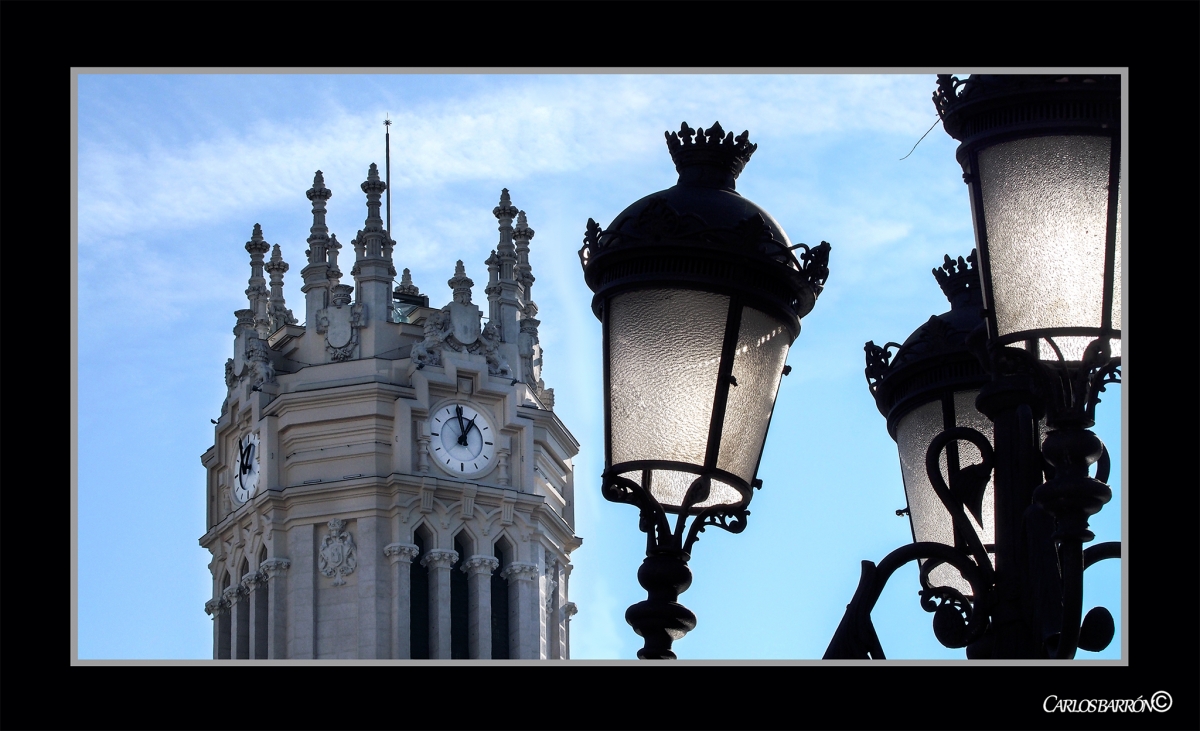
[484,249,501,324]
[494,188,518,283]
[514,209,536,307]
[265,243,297,333]
[301,170,334,329]
[490,189,524,346]
[245,223,272,338]
[351,163,397,340]
[305,170,332,265]
[384,116,392,241]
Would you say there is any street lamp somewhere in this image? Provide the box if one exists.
[579,122,830,659]
[826,74,1122,659]
[871,251,996,636]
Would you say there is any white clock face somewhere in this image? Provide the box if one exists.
[233,432,261,504]
[430,402,496,478]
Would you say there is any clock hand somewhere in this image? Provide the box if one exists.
[239,442,253,475]
[463,414,479,445]
[455,405,468,446]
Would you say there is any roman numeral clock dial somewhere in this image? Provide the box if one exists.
[430,402,496,479]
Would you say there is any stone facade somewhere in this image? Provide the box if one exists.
[200,170,581,659]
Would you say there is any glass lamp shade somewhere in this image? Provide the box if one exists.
[973,135,1121,361]
[606,287,791,511]
[894,389,995,598]
[937,75,1122,363]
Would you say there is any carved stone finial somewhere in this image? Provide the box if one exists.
[245,225,271,337]
[266,243,288,274]
[331,283,354,307]
[515,210,533,237]
[306,170,331,202]
[305,171,333,269]
[493,190,519,282]
[448,260,474,301]
[245,224,270,257]
[494,188,518,222]
[355,164,390,267]
[664,121,757,187]
[395,268,420,296]
[265,243,297,332]
[514,209,535,298]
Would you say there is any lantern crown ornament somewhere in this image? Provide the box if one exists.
[581,123,831,659]
[866,250,987,439]
[664,121,758,186]
[581,122,829,340]
[934,74,1120,156]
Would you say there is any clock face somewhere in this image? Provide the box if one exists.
[430,402,496,478]
[233,432,261,504]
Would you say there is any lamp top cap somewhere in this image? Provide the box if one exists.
[665,122,757,189]
[935,73,1120,143]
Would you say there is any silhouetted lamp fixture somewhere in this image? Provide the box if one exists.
[869,252,996,643]
[579,122,831,658]
[826,74,1122,660]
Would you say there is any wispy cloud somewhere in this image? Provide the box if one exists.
[79,74,939,245]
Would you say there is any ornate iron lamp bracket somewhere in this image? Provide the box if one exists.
[602,468,752,659]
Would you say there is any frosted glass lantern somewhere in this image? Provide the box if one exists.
[581,122,830,516]
[866,251,992,598]
[936,75,1122,364]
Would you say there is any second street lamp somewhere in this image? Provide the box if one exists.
[579,122,830,659]
[825,74,1122,660]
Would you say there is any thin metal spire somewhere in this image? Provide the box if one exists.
[384,115,392,240]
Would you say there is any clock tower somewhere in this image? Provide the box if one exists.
[200,168,582,659]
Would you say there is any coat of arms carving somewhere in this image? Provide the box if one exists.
[316,285,365,362]
[318,519,358,586]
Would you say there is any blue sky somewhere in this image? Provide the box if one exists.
[74,72,1123,661]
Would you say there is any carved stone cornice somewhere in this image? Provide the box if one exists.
[259,557,291,579]
[204,598,227,616]
[384,543,421,564]
[222,585,246,604]
[564,601,579,618]
[420,549,459,570]
[461,555,500,576]
[501,562,539,582]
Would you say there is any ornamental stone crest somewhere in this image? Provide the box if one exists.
[316,284,365,362]
[411,261,511,376]
[318,519,358,586]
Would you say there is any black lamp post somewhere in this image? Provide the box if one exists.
[825,74,1122,660]
[579,122,830,659]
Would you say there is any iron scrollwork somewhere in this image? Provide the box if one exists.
[601,468,752,557]
[825,426,998,658]
[602,466,751,660]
